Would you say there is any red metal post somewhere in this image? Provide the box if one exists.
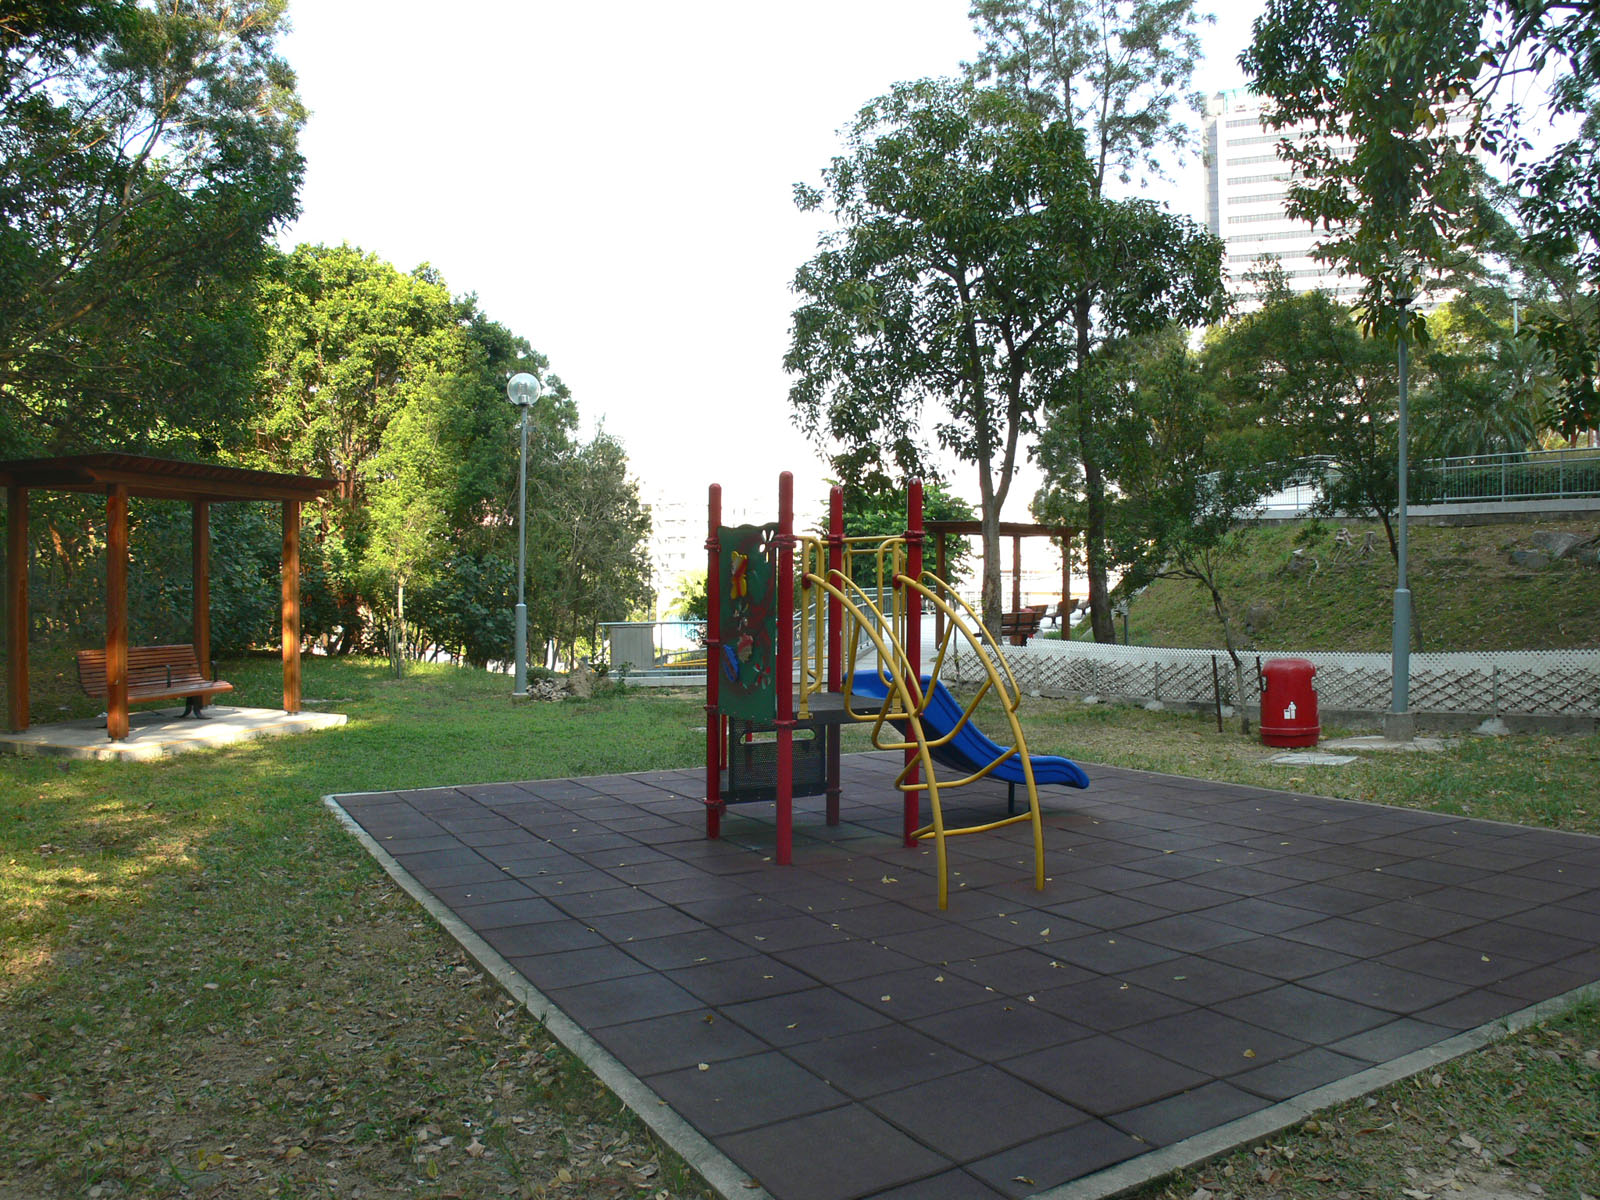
[705,484,723,839]
[825,485,843,825]
[903,478,923,846]
[775,472,795,865]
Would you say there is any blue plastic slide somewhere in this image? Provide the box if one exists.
[849,671,1090,790]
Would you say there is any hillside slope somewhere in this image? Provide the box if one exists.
[1115,516,1600,653]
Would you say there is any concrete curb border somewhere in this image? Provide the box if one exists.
[323,792,773,1200]
[1035,980,1600,1200]
[326,784,1599,1200]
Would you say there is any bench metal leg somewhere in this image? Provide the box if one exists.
[182,696,208,719]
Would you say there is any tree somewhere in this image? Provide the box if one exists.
[527,432,653,670]
[1244,0,1598,346]
[966,0,1208,197]
[1202,281,1407,556]
[967,0,1223,642]
[788,79,1098,633]
[0,0,304,456]
[832,478,978,589]
[1103,326,1286,726]
[1415,300,1555,459]
[252,244,581,657]
[1028,199,1225,641]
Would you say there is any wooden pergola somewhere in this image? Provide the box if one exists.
[924,519,1083,643]
[2,454,336,741]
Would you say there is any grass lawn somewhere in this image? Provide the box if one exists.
[1108,518,1600,653]
[1,657,1596,1199]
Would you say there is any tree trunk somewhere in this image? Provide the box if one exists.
[1070,296,1116,643]
[980,506,1002,639]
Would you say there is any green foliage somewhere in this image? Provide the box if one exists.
[1200,283,1403,555]
[251,244,589,660]
[789,79,1099,630]
[0,0,305,456]
[831,479,978,587]
[966,0,1209,196]
[1088,326,1289,673]
[1243,0,1599,367]
[790,75,1221,635]
[965,0,1223,642]
[1415,305,1555,459]
[526,431,654,669]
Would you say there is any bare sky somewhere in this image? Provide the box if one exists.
[279,0,1262,517]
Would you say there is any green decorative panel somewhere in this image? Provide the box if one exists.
[717,524,777,722]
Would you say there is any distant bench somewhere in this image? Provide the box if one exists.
[1000,604,1047,645]
[76,644,233,719]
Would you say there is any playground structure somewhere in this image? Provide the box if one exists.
[703,473,1090,908]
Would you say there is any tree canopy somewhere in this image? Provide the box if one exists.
[0,0,305,457]
[788,79,1099,630]
[965,0,1223,642]
[966,0,1209,196]
[1243,0,1598,339]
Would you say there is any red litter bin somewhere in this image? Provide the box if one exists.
[1259,658,1320,747]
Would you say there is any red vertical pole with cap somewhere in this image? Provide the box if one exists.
[705,484,723,840]
[903,478,923,846]
[825,485,844,826]
[775,473,795,864]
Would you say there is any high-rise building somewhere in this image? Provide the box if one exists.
[1204,89,1472,312]
[1204,89,1362,311]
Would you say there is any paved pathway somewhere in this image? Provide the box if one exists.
[329,754,1600,1200]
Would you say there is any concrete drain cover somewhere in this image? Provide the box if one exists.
[1267,751,1357,766]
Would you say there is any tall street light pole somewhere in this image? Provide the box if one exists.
[1385,281,1415,744]
[507,372,540,697]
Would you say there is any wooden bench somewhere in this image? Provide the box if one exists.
[1000,604,1048,645]
[76,644,233,718]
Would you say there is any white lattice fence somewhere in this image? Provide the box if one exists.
[941,641,1600,716]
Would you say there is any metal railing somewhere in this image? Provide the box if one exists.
[1416,447,1600,505]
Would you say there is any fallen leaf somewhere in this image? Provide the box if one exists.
[1243,1049,1257,1058]
[697,1063,709,1072]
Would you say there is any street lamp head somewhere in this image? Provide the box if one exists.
[1387,247,1418,309]
[506,372,540,407]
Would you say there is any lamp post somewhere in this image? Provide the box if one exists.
[1385,275,1416,743]
[507,372,540,697]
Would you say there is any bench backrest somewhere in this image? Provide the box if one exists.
[77,644,206,694]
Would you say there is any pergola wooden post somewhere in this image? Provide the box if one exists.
[923,519,1083,646]
[193,502,211,679]
[6,485,27,732]
[0,455,334,740]
[106,484,130,741]
[282,500,301,715]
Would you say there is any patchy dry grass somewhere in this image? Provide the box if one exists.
[1,661,1595,1199]
[1137,1001,1600,1200]
[1,660,717,1199]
